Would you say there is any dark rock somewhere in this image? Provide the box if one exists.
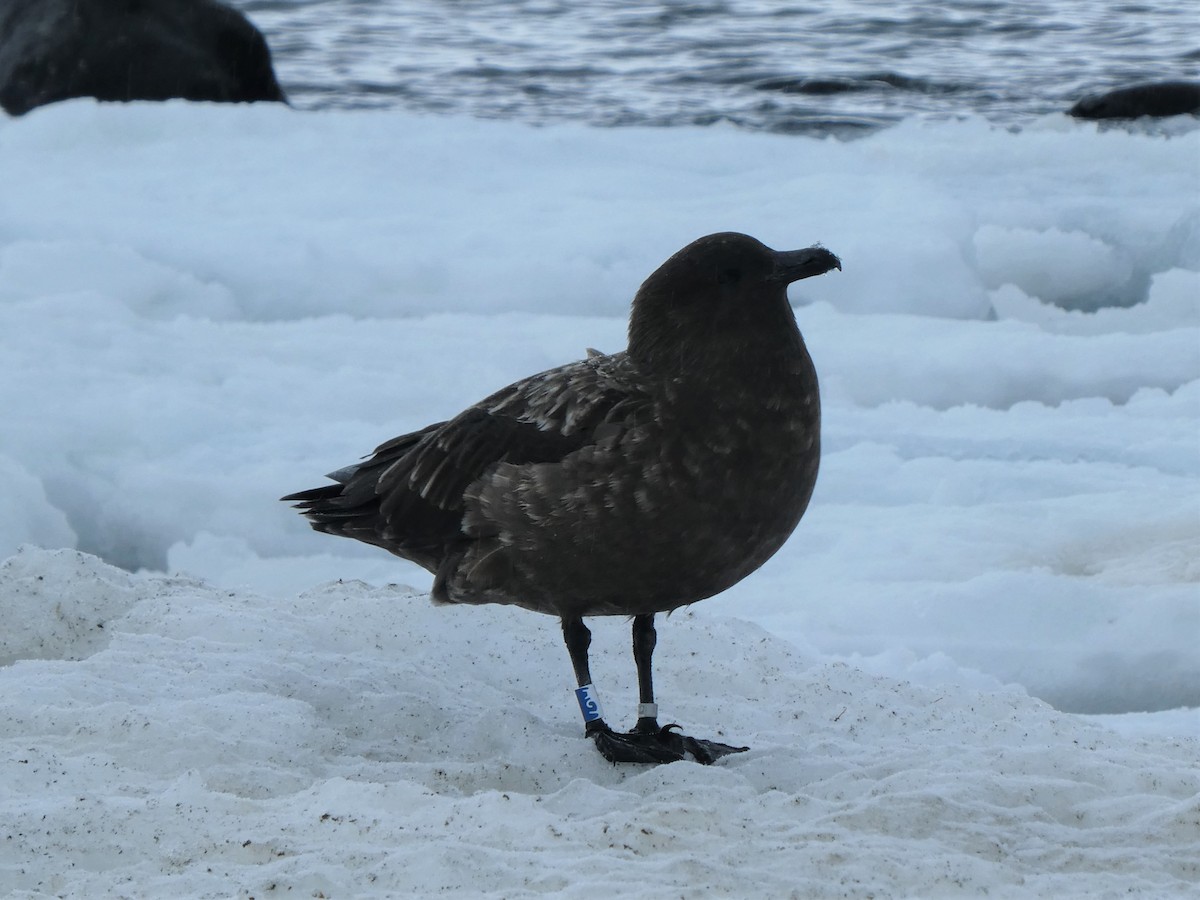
[1068,81,1200,120]
[0,0,286,116]
[754,76,871,95]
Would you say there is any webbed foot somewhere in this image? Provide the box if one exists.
[586,720,748,765]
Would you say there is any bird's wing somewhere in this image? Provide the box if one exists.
[378,350,642,516]
[286,351,647,567]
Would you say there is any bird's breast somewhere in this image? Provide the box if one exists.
[600,371,821,607]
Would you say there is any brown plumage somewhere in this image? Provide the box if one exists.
[284,232,840,764]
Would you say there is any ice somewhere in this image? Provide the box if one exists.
[0,99,1197,895]
[0,454,75,560]
[973,224,1138,311]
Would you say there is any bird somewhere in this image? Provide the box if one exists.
[283,232,840,764]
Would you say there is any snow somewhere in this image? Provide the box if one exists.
[0,99,1197,896]
[3,548,1198,897]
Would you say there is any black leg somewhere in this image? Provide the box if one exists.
[632,614,659,733]
[562,616,593,688]
[562,616,608,736]
[561,614,750,766]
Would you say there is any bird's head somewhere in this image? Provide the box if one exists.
[628,232,840,373]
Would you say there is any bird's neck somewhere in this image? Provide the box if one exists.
[628,293,807,384]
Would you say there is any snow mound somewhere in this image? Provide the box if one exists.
[0,239,241,320]
[1,548,1196,897]
[0,547,137,664]
[974,225,1138,311]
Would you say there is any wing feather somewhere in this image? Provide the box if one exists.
[284,351,645,572]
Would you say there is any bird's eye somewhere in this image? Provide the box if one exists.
[717,267,742,285]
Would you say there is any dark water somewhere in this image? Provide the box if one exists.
[239,0,1200,134]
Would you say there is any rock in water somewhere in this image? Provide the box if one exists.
[0,0,286,116]
[1068,81,1200,120]
[284,232,841,764]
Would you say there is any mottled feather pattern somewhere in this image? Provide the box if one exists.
[386,350,643,511]
[287,349,652,575]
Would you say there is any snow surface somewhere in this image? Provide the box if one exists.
[0,100,1198,896]
[2,548,1198,898]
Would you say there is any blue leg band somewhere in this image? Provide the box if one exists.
[575,684,604,723]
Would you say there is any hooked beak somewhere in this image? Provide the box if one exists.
[770,246,842,284]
